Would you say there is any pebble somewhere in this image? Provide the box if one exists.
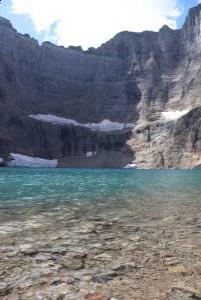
[93,272,117,284]
[1,201,201,299]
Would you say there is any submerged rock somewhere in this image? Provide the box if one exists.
[171,286,201,300]
[0,283,13,296]
[84,292,110,300]
[93,272,117,284]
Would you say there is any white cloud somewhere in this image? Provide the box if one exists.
[11,0,182,49]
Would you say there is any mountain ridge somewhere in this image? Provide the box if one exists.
[0,5,201,168]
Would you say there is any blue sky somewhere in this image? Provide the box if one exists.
[0,0,45,42]
[177,0,198,27]
[0,0,199,49]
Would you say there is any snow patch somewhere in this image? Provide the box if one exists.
[161,110,190,121]
[8,153,58,168]
[84,120,134,132]
[29,114,134,132]
[29,114,78,126]
[86,151,97,158]
[124,162,137,169]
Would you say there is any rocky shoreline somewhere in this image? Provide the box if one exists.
[0,197,201,300]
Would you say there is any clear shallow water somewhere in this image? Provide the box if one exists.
[0,168,201,228]
[0,168,201,208]
[0,168,201,299]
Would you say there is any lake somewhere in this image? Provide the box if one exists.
[0,168,201,299]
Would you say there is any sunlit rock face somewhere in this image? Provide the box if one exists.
[0,5,201,168]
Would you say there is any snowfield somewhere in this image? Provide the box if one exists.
[7,153,58,168]
[29,114,134,132]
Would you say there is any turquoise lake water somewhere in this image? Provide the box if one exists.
[0,168,201,250]
[0,168,201,207]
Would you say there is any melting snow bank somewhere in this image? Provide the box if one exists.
[29,114,134,132]
[124,162,137,169]
[7,153,58,168]
[161,109,190,121]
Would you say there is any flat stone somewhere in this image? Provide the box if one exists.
[0,283,13,296]
[84,292,110,300]
[93,272,117,284]
[168,264,189,274]
[171,286,201,300]
[60,252,87,270]
[165,259,181,266]
[111,263,136,274]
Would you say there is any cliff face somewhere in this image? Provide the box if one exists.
[0,5,201,168]
[0,17,136,123]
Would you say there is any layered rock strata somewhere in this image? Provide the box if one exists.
[0,5,201,167]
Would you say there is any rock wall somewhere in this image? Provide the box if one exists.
[0,112,133,167]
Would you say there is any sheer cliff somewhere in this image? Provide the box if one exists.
[0,4,201,168]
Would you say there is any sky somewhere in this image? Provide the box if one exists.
[0,0,200,49]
